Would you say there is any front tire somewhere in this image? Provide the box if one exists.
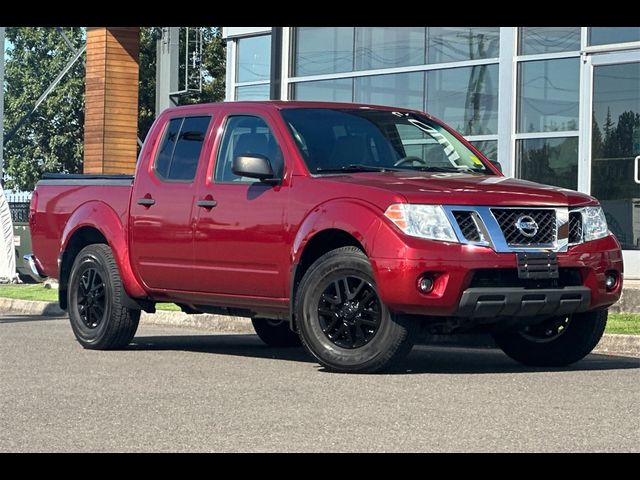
[295,246,416,373]
[492,310,607,367]
[68,244,140,349]
[251,318,301,347]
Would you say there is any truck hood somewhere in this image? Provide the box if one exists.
[327,171,597,207]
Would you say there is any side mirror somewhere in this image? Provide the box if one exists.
[232,154,279,183]
[490,160,503,173]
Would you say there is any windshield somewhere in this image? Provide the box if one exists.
[280,108,491,175]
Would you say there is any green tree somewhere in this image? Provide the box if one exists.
[591,113,604,160]
[137,27,158,142]
[3,27,85,191]
[3,27,225,190]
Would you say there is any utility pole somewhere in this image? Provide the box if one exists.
[1,26,5,184]
[155,27,179,116]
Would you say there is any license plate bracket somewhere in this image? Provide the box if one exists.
[516,252,559,280]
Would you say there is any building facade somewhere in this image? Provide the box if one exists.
[223,27,640,276]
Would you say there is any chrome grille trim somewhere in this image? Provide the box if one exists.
[443,206,570,253]
[568,210,583,245]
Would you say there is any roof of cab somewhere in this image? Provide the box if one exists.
[162,100,425,115]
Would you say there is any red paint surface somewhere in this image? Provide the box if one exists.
[30,101,623,314]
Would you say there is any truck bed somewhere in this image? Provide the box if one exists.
[31,174,134,277]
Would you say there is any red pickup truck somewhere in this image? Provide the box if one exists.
[27,101,623,373]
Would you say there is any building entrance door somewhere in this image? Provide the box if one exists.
[582,50,640,278]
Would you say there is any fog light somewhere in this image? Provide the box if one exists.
[605,273,618,291]
[418,276,434,294]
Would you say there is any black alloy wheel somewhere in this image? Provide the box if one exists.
[77,267,107,329]
[295,246,417,373]
[317,275,381,349]
[67,244,140,350]
[520,316,571,343]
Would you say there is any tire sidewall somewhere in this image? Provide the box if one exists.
[68,248,114,346]
[493,310,607,366]
[297,252,402,371]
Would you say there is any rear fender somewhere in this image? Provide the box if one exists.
[60,201,146,298]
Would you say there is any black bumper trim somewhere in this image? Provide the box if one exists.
[457,286,591,318]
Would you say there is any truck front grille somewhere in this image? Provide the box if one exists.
[568,211,583,244]
[491,208,556,247]
[452,211,482,242]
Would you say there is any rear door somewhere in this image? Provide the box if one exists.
[192,106,291,298]
[130,114,213,291]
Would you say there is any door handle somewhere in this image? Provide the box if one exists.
[137,197,156,206]
[635,156,640,185]
[196,199,217,209]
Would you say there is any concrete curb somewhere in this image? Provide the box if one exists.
[608,285,640,314]
[1,298,638,357]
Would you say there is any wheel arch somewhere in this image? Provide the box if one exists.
[288,199,385,329]
[58,201,146,309]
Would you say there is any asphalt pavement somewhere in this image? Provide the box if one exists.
[1,314,639,452]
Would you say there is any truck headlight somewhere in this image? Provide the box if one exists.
[582,206,609,242]
[384,204,458,242]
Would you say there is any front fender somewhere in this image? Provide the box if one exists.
[60,201,146,298]
[291,198,385,266]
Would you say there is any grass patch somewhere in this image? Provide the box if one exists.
[156,303,180,311]
[1,284,638,333]
[0,284,58,302]
[0,284,179,312]
[607,313,640,335]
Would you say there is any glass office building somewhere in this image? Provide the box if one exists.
[223,27,640,276]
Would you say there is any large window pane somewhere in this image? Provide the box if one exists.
[168,116,211,181]
[427,27,499,64]
[519,27,581,55]
[426,64,499,135]
[236,35,271,83]
[518,58,579,133]
[517,137,578,190]
[470,140,497,163]
[354,72,424,111]
[294,27,354,76]
[591,62,640,250]
[355,27,425,70]
[589,27,640,46]
[236,84,270,101]
[293,78,353,102]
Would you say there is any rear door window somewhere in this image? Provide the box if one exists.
[154,116,211,182]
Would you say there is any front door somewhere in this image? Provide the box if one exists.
[583,51,640,277]
[192,111,291,299]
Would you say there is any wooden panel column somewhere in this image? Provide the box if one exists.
[84,27,140,174]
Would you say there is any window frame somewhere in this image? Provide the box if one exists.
[232,34,272,100]
[152,114,213,184]
[213,113,286,185]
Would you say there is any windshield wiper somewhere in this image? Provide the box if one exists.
[315,164,401,173]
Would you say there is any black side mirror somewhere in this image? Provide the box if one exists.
[232,154,279,184]
[490,160,503,173]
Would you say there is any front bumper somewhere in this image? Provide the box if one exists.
[457,286,591,318]
[370,234,623,317]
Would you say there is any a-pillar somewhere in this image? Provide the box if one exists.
[84,27,139,174]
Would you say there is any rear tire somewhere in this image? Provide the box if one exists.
[295,246,416,373]
[68,244,140,350]
[251,318,301,347]
[492,310,607,367]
